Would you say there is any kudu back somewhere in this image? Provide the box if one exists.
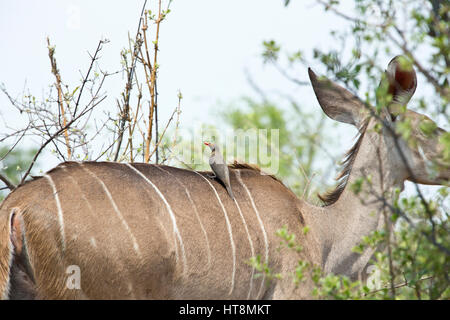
[0,162,313,299]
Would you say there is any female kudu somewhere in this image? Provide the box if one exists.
[0,56,448,299]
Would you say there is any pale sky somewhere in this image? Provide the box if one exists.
[0,0,352,123]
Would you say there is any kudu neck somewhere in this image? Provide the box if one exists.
[344,127,406,200]
[318,127,405,280]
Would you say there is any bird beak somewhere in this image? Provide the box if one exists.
[204,142,210,146]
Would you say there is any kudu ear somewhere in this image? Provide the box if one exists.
[383,55,417,116]
[10,209,24,255]
[308,68,367,127]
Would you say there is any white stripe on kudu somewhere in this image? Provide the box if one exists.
[44,174,66,252]
[80,164,142,257]
[233,198,256,300]
[235,170,269,299]
[155,166,212,269]
[125,163,188,275]
[194,171,236,296]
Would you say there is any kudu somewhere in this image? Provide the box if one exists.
[0,56,448,299]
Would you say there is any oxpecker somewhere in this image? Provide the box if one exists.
[204,142,235,200]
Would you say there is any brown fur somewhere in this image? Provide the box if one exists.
[229,161,285,185]
[0,208,13,299]
[0,161,310,299]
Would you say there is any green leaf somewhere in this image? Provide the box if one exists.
[419,119,437,137]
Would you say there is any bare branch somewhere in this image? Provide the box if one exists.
[148,106,178,160]
[73,39,108,116]
[19,95,106,186]
[47,37,72,159]
[113,1,148,161]
[0,173,15,191]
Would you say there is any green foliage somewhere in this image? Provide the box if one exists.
[273,0,450,300]
[353,189,450,300]
[256,226,372,299]
[270,217,449,300]
[248,255,282,283]
[0,147,38,201]
[419,119,438,137]
[276,225,303,253]
[262,40,281,63]
[350,177,364,195]
[439,132,450,162]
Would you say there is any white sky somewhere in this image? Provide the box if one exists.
[0,0,353,123]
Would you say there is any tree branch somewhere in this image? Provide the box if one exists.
[18,96,106,186]
[113,1,147,161]
[0,173,15,191]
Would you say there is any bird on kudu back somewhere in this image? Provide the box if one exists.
[204,142,235,200]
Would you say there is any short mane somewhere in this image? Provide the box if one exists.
[318,120,369,206]
[229,161,284,184]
